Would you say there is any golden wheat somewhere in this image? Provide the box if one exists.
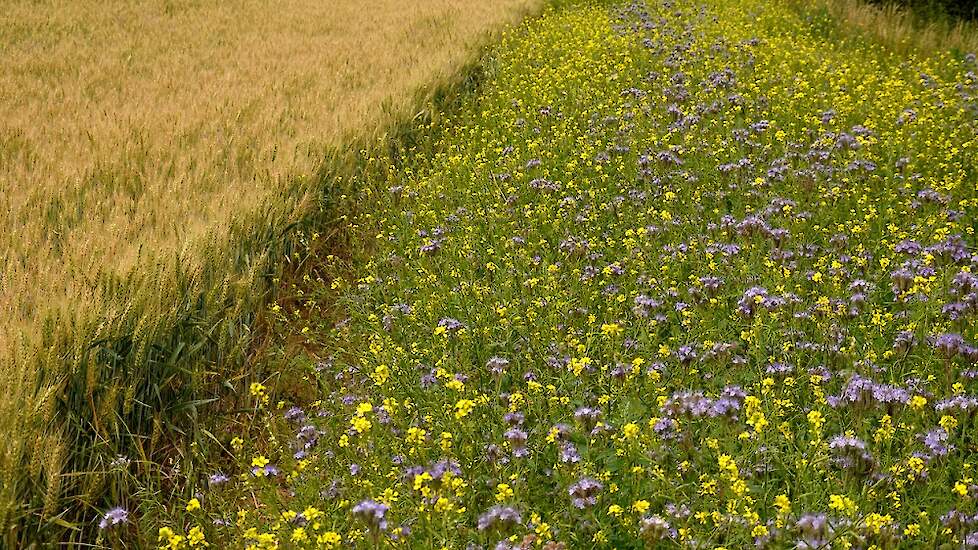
[0,0,536,344]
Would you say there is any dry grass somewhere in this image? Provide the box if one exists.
[792,0,978,55]
[0,0,539,541]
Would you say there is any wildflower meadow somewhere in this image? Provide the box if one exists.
[99,0,978,547]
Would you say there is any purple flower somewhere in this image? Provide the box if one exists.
[297,424,319,449]
[352,500,389,531]
[633,294,666,320]
[486,356,510,377]
[98,507,128,530]
[284,406,306,423]
[559,442,581,464]
[895,239,922,255]
[208,472,230,487]
[952,271,978,295]
[504,428,528,458]
[893,331,916,353]
[503,412,524,426]
[437,317,466,332]
[639,515,675,541]
[828,435,875,474]
[252,464,280,477]
[827,375,909,409]
[568,477,603,509]
[676,345,697,365]
[477,505,522,532]
[921,427,954,458]
[890,267,914,293]
[795,513,832,549]
[935,395,978,415]
[766,363,794,376]
[420,239,443,255]
[574,406,603,430]
[737,287,769,317]
[427,459,462,481]
[932,333,966,359]
[736,215,771,237]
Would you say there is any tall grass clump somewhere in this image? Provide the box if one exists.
[788,0,978,55]
[870,0,977,20]
[148,0,978,547]
[0,0,542,544]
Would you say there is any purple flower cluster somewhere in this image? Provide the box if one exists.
[794,513,835,549]
[568,476,603,509]
[639,515,675,541]
[827,375,909,409]
[98,506,129,530]
[661,386,745,419]
[351,499,389,531]
[737,286,785,316]
[920,427,954,459]
[934,395,978,415]
[486,356,510,377]
[828,434,875,474]
[930,332,978,361]
[477,505,522,532]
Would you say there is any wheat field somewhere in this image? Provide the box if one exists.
[0,0,538,541]
[0,0,536,345]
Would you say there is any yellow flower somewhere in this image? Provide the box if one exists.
[158,527,175,542]
[828,494,857,516]
[454,399,476,419]
[632,499,650,514]
[187,526,207,547]
[185,498,201,512]
[291,527,308,543]
[718,454,739,479]
[318,531,342,548]
[434,497,454,512]
[406,427,427,444]
[496,483,514,502]
[940,415,958,431]
[251,456,269,468]
[372,364,389,386]
[351,416,372,433]
[303,506,323,522]
[864,513,892,535]
[774,494,791,515]
[807,410,824,431]
[622,423,640,439]
[163,535,186,550]
[874,415,894,443]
